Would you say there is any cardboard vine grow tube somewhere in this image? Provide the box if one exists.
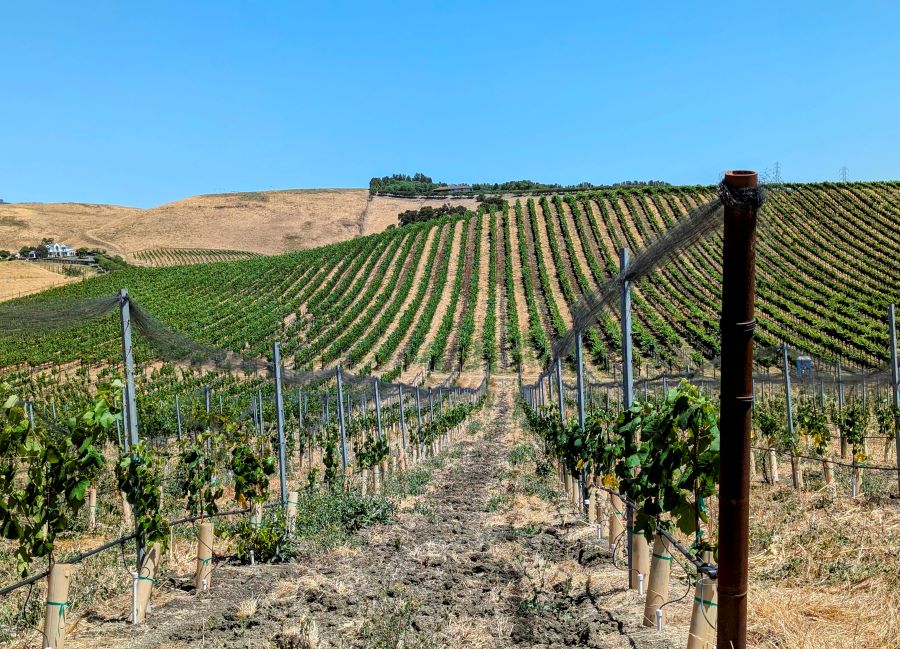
[135,543,160,623]
[630,532,650,591]
[195,522,214,591]
[608,493,624,551]
[643,534,673,628]
[43,563,71,649]
[686,575,717,649]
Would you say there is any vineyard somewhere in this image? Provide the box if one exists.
[0,178,899,649]
[132,248,263,267]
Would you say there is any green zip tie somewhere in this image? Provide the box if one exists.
[694,596,717,607]
[46,601,67,636]
[287,500,299,505]
[652,553,672,562]
[138,575,157,584]
[199,557,212,564]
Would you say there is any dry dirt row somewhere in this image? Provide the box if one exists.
[62,378,681,649]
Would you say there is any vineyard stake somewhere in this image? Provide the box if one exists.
[399,385,408,452]
[556,357,565,421]
[782,342,802,489]
[336,366,348,471]
[838,360,847,458]
[118,289,141,570]
[175,394,182,441]
[273,342,288,506]
[43,562,71,649]
[415,387,423,457]
[716,169,760,649]
[374,380,384,445]
[619,248,636,589]
[889,304,900,494]
[204,385,211,415]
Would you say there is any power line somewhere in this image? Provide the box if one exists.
[840,166,849,182]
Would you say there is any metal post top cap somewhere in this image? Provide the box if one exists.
[724,170,758,188]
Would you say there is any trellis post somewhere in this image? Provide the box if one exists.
[717,170,760,649]
[619,248,635,587]
[273,342,288,505]
[889,304,900,494]
[336,366,348,470]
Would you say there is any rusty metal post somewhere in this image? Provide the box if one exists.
[717,170,759,649]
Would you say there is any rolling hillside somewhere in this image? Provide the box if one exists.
[0,189,478,264]
[1,182,898,380]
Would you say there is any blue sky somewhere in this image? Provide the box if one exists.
[2,1,898,207]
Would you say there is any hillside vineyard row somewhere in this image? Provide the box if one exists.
[2,183,899,378]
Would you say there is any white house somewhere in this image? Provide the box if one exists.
[44,243,76,258]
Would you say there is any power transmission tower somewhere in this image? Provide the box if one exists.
[773,161,782,184]
[840,166,849,182]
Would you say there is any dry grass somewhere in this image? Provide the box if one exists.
[0,260,80,301]
[0,191,478,266]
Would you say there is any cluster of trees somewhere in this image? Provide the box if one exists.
[371,173,671,197]
[475,195,508,210]
[398,203,467,226]
[369,173,440,195]
[612,180,671,187]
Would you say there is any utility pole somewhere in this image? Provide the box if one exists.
[840,166,849,183]
[773,161,781,184]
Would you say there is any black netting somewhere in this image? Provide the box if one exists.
[0,295,120,334]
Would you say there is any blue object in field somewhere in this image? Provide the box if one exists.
[796,356,813,378]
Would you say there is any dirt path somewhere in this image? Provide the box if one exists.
[63,378,681,649]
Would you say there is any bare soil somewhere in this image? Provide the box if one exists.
[56,378,681,649]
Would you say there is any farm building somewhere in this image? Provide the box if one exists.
[44,243,76,258]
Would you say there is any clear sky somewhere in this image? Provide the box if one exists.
[2,1,898,207]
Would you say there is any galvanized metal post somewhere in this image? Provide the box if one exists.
[782,342,795,442]
[257,388,264,436]
[374,379,384,441]
[119,290,139,447]
[716,170,760,649]
[204,385,211,415]
[273,343,288,505]
[837,360,846,457]
[175,395,182,441]
[556,357,565,422]
[336,366,348,470]
[399,385,408,451]
[118,288,140,569]
[429,388,435,423]
[619,248,635,587]
[889,304,900,494]
[415,387,424,454]
[576,332,586,432]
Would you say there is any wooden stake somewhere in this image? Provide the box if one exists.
[120,491,133,528]
[195,522,214,591]
[43,563,71,649]
[87,487,97,531]
[286,490,298,533]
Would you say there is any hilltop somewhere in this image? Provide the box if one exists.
[0,189,479,263]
